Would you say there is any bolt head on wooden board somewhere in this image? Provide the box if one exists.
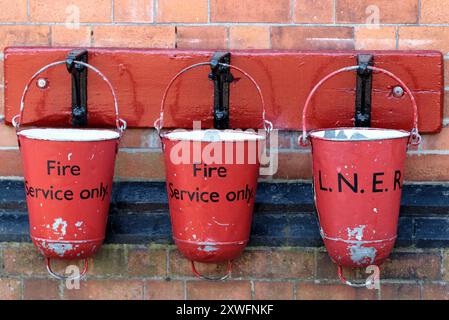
[3,47,444,133]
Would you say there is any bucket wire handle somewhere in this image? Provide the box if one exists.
[337,265,376,288]
[46,257,89,281]
[190,260,233,281]
[154,62,273,135]
[299,65,421,147]
[12,60,127,133]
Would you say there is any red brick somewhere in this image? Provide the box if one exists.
[0,279,21,300]
[355,27,397,50]
[405,154,449,181]
[176,26,227,50]
[271,250,315,279]
[211,0,290,23]
[316,252,358,280]
[30,0,112,23]
[145,280,184,300]
[271,27,354,50]
[380,284,421,300]
[229,26,270,50]
[399,27,449,53]
[92,25,175,48]
[114,0,153,22]
[158,0,208,23]
[119,129,161,149]
[0,123,19,147]
[233,249,314,279]
[0,26,50,51]
[0,0,28,22]
[128,247,167,277]
[88,245,127,276]
[0,149,22,177]
[336,0,418,24]
[422,284,449,300]
[254,281,294,300]
[380,252,442,280]
[422,127,449,150]
[3,244,47,276]
[169,249,231,278]
[115,150,165,180]
[294,0,333,24]
[51,26,91,47]
[24,279,60,300]
[186,281,251,300]
[296,282,378,300]
[64,280,144,300]
[273,152,312,180]
[421,0,449,23]
[232,250,273,278]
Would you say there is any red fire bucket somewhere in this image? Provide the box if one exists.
[299,66,421,287]
[12,60,126,280]
[155,62,272,280]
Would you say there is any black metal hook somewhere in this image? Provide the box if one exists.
[355,54,374,127]
[209,52,234,129]
[66,49,88,127]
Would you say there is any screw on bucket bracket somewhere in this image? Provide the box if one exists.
[66,49,88,127]
[209,52,234,129]
[355,54,374,127]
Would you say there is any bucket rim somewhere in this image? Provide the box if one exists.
[308,127,411,142]
[161,129,266,142]
[17,128,120,142]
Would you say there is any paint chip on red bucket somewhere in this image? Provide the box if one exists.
[300,65,421,287]
[155,62,272,281]
[14,60,126,281]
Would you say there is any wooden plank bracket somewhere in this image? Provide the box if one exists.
[3,47,444,133]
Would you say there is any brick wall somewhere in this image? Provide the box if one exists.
[0,243,448,300]
[1,0,449,300]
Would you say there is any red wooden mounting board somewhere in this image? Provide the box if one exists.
[4,47,444,133]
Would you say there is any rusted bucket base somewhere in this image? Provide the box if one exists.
[324,239,395,267]
[33,237,102,260]
[175,239,247,263]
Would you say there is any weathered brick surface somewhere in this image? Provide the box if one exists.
[254,281,294,300]
[176,26,228,50]
[128,247,167,277]
[271,27,354,50]
[294,0,334,24]
[336,0,418,24]
[186,280,252,300]
[0,244,447,300]
[23,279,60,300]
[114,0,153,23]
[158,0,208,23]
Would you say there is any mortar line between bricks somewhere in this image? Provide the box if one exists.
[26,0,30,21]
[166,247,170,278]
[7,22,449,27]
[289,0,295,24]
[417,0,422,25]
[395,26,399,50]
[250,280,255,300]
[111,0,115,23]
[207,0,211,24]
[333,0,337,24]
[153,0,158,23]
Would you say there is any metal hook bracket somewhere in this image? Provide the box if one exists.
[355,54,374,127]
[209,52,234,129]
[66,49,88,127]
